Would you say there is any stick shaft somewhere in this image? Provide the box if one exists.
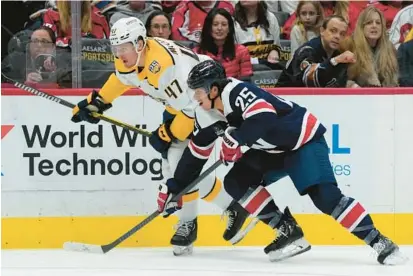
[101,160,222,252]
[10,80,152,137]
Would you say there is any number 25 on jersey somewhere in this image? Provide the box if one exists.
[235,88,257,111]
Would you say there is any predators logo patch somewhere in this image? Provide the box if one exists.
[149,60,161,74]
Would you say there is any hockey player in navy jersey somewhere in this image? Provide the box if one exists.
[159,59,407,265]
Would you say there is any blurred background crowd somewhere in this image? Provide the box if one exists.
[1,0,412,89]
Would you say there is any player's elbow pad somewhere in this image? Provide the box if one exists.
[170,112,195,141]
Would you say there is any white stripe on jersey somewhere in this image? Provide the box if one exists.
[188,140,215,160]
[242,99,277,119]
[292,111,320,150]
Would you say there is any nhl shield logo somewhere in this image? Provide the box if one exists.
[149,60,161,74]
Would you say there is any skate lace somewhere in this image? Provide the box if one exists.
[174,221,193,237]
[222,210,236,230]
[273,224,288,243]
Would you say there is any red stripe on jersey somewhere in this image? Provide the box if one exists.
[243,187,271,215]
[340,203,366,229]
[188,140,214,159]
[301,113,317,145]
[243,100,276,119]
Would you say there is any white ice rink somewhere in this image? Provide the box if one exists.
[2,246,412,276]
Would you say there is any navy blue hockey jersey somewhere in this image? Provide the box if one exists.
[173,78,326,187]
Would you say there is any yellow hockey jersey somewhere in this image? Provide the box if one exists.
[97,37,210,140]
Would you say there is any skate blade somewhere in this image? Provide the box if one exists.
[382,249,409,265]
[268,238,311,262]
[229,217,260,245]
[173,244,194,256]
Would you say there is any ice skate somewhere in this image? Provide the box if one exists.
[222,201,258,245]
[264,207,311,262]
[171,218,197,256]
[372,234,408,265]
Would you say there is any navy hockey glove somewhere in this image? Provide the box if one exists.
[157,178,182,218]
[72,90,112,124]
[149,120,175,155]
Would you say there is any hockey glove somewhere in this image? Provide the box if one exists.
[149,120,175,155]
[71,90,112,124]
[220,127,243,164]
[157,178,183,218]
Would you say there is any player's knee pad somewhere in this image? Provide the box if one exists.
[307,183,343,215]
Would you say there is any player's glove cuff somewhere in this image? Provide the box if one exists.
[72,90,112,124]
[157,120,176,143]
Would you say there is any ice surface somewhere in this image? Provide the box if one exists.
[2,246,412,276]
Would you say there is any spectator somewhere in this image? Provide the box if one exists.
[145,10,172,39]
[389,3,413,49]
[26,26,57,85]
[195,8,252,79]
[371,1,402,29]
[109,0,161,27]
[2,26,71,87]
[43,0,110,47]
[277,15,354,87]
[162,0,182,13]
[265,0,298,15]
[234,0,281,67]
[397,32,413,86]
[282,1,368,39]
[344,6,398,87]
[290,1,323,56]
[171,0,234,42]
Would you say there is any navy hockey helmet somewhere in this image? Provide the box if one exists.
[187,59,226,93]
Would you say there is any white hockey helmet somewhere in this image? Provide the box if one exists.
[110,17,147,63]
[110,17,146,47]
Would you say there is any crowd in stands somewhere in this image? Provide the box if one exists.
[1,0,413,89]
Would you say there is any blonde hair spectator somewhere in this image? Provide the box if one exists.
[333,0,350,24]
[43,0,109,47]
[345,6,398,87]
[57,0,93,34]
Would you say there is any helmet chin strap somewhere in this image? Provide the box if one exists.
[134,39,147,67]
[208,93,218,109]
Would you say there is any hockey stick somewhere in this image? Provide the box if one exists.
[2,76,152,137]
[63,159,223,254]
[3,77,224,252]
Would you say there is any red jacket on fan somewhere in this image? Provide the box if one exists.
[171,1,234,42]
[282,1,368,39]
[194,44,253,79]
[43,6,110,47]
[371,2,401,29]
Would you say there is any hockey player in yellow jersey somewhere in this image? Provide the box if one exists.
[71,17,256,255]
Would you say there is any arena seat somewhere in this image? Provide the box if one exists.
[273,11,290,27]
